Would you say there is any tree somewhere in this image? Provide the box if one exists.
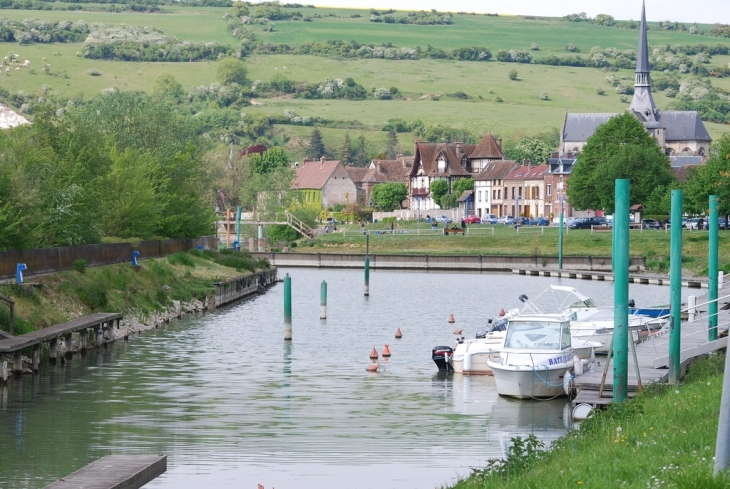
[250,147,289,174]
[567,112,675,212]
[430,179,448,205]
[230,1,249,18]
[308,127,326,159]
[452,177,474,196]
[356,134,369,167]
[215,58,247,86]
[370,182,408,211]
[440,193,458,209]
[683,134,730,217]
[508,69,518,80]
[152,72,184,99]
[504,138,553,164]
[386,129,398,159]
[340,133,354,164]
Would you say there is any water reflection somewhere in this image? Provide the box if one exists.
[0,269,686,489]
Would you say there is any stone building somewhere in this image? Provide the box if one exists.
[291,157,358,208]
[559,3,711,157]
[473,160,520,218]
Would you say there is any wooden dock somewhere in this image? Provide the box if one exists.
[0,313,122,376]
[573,298,730,408]
[43,454,166,489]
[512,268,708,289]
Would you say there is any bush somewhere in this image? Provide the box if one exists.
[168,252,196,267]
[267,224,300,243]
[508,69,518,80]
[540,92,549,100]
[74,259,87,274]
[74,279,108,309]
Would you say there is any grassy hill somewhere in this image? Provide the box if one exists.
[1,5,729,157]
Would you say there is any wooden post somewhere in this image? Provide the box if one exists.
[80,328,88,353]
[8,301,13,336]
[32,344,40,372]
[49,338,58,364]
[14,350,23,376]
[1,360,7,382]
[65,333,73,359]
[95,325,103,347]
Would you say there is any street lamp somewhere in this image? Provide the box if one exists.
[559,193,565,269]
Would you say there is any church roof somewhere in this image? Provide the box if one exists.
[636,1,650,74]
[562,113,615,141]
[657,111,712,142]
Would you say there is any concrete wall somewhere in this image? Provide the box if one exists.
[373,209,465,222]
[0,236,218,280]
[214,268,278,307]
[251,252,645,272]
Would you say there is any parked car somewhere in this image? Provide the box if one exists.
[498,215,514,225]
[516,217,532,226]
[568,217,603,229]
[436,215,452,224]
[719,218,728,230]
[688,218,701,230]
[463,215,481,224]
[641,219,662,230]
[563,217,580,227]
[534,217,551,226]
[481,214,498,224]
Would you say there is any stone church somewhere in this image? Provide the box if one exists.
[559,2,712,157]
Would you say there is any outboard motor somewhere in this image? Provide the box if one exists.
[432,346,453,371]
[491,317,509,332]
[628,299,636,308]
[475,330,487,339]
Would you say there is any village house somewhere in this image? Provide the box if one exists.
[473,160,520,218]
[409,133,505,211]
[502,164,549,218]
[291,157,358,209]
[345,155,413,205]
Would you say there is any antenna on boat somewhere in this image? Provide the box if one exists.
[519,294,529,303]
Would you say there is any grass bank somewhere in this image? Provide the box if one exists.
[451,353,730,489]
[284,222,730,277]
[0,249,269,336]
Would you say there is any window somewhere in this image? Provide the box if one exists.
[518,187,522,198]
[478,191,482,202]
[503,320,571,350]
[547,184,552,197]
[511,187,515,199]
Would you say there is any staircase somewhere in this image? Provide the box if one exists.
[285,211,315,238]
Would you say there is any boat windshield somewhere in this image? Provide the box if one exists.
[504,321,571,350]
[567,298,598,309]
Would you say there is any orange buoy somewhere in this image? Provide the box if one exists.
[499,308,506,317]
[366,363,380,372]
[382,344,391,357]
[369,347,379,359]
[395,327,403,339]
[448,314,455,323]
[453,328,463,335]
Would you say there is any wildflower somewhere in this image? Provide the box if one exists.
[578,482,583,485]
[708,382,711,386]
[616,426,623,433]
[675,390,680,394]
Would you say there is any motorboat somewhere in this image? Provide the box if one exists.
[450,313,514,375]
[487,315,574,399]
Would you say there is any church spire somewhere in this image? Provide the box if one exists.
[629,0,657,120]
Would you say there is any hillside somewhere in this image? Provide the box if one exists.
[0,5,729,159]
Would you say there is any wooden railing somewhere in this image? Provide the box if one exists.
[285,211,315,238]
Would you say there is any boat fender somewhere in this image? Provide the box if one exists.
[464,351,472,372]
[573,356,583,376]
[563,370,574,396]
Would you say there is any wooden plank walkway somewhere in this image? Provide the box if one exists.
[43,454,166,489]
[573,295,730,407]
[512,269,708,289]
[0,313,122,354]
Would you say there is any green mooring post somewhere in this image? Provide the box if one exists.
[236,206,242,250]
[613,179,630,403]
[320,280,327,319]
[709,195,719,341]
[558,210,564,270]
[669,189,683,384]
[284,274,292,340]
[364,256,370,297]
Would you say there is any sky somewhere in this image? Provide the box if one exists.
[300,0,728,25]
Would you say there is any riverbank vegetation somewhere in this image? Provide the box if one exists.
[0,249,269,335]
[450,353,730,489]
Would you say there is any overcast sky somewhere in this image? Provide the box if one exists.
[304,0,727,25]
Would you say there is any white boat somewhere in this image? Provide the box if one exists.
[488,315,574,399]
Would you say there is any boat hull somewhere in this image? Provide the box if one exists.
[489,362,570,399]
[453,353,494,375]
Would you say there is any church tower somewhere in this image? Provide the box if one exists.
[629,1,658,122]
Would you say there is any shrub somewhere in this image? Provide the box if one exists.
[540,92,549,100]
[168,252,196,267]
[88,68,101,76]
[596,87,606,95]
[74,279,108,309]
[268,224,300,243]
[508,69,518,80]
[74,259,87,274]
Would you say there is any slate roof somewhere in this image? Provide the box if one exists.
[456,190,473,203]
[636,2,650,74]
[562,113,616,142]
[292,158,342,190]
[504,164,549,181]
[657,111,712,142]
[669,155,705,168]
[474,160,520,181]
[546,157,577,174]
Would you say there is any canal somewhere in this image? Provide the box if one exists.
[0,269,691,489]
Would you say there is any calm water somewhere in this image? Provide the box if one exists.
[0,269,688,489]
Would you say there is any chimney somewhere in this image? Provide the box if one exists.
[566,151,573,159]
[455,141,463,157]
[551,152,559,159]
[303,157,311,163]
[528,162,532,171]
[377,162,382,173]
[496,137,503,152]
[320,155,326,168]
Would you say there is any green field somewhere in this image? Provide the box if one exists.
[1,6,729,150]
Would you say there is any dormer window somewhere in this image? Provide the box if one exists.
[438,157,446,172]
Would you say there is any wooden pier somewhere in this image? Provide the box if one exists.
[43,454,167,489]
[573,298,730,408]
[511,268,708,289]
[214,268,278,307]
[0,313,122,376]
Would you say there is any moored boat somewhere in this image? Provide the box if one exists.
[487,315,574,399]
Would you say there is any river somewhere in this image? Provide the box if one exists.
[0,269,691,489]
